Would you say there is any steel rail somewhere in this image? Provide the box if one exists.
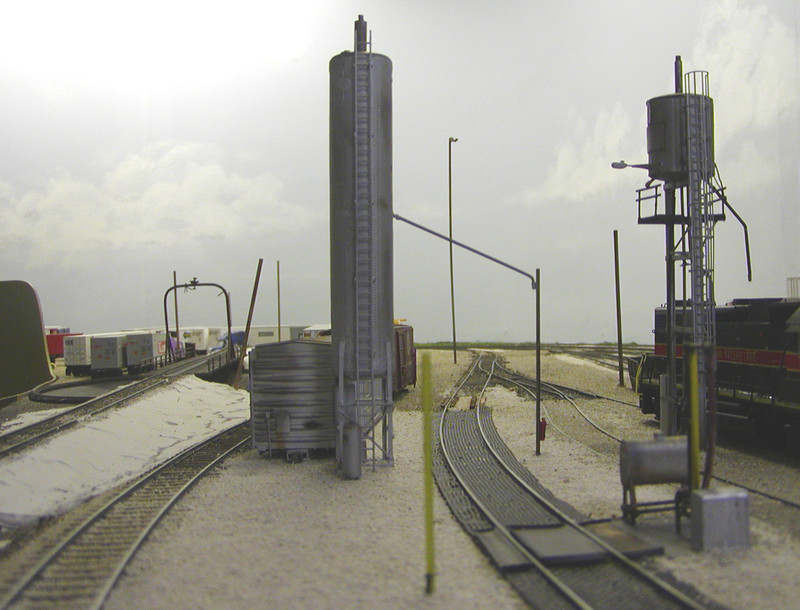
[90,428,251,610]
[497,360,800,514]
[484,362,607,458]
[0,421,250,609]
[496,362,639,407]
[438,360,591,609]
[488,360,605,456]
[441,355,483,411]
[546,344,650,373]
[0,378,171,459]
[474,356,705,609]
[487,362,622,443]
[0,355,217,459]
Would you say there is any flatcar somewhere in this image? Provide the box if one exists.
[631,298,800,432]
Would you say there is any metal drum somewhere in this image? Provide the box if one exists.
[619,435,688,487]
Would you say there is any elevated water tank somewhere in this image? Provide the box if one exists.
[646,93,714,183]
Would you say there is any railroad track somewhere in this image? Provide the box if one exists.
[0,354,223,459]
[435,353,712,609]
[545,343,650,373]
[0,421,250,610]
[495,357,800,517]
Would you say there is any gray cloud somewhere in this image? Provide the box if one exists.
[0,141,315,269]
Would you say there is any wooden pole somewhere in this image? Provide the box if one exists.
[614,230,625,386]
[233,258,263,390]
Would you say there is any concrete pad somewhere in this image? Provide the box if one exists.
[474,529,532,571]
[513,525,608,565]
[583,520,664,559]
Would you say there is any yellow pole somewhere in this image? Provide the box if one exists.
[277,260,281,342]
[422,353,435,594]
[688,346,701,491]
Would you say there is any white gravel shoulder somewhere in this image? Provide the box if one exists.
[497,350,800,610]
[106,350,527,610]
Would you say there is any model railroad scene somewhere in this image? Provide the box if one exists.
[2,7,800,610]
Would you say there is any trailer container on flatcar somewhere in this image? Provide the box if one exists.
[125,330,168,374]
[91,334,128,376]
[180,326,223,354]
[300,324,332,341]
[233,325,307,345]
[64,335,93,376]
[45,331,80,362]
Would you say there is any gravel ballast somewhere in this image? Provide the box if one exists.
[103,349,800,609]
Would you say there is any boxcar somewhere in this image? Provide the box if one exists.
[45,331,80,362]
[393,324,416,393]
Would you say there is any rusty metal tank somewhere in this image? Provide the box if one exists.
[646,93,714,183]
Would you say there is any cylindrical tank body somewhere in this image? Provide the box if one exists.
[329,50,393,385]
[248,340,336,456]
[646,93,714,183]
[619,436,688,486]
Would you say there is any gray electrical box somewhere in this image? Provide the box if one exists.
[690,487,750,551]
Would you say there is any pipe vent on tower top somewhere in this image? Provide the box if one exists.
[355,15,367,52]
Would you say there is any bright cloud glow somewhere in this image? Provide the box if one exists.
[0,1,319,93]
[510,102,636,207]
[692,0,797,143]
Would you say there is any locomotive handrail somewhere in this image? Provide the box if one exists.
[136,345,196,372]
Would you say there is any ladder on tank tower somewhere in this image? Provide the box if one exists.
[684,70,719,439]
[352,35,391,466]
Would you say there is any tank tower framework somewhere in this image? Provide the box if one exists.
[635,58,728,438]
[329,16,394,477]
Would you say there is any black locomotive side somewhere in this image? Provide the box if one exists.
[631,298,800,431]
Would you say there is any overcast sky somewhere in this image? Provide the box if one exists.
[1,0,798,344]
